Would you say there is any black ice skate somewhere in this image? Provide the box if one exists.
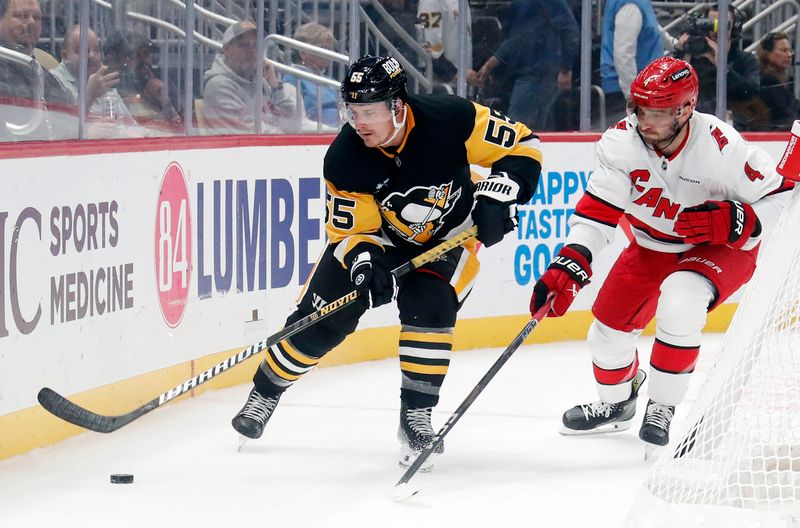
[639,399,675,447]
[560,369,647,435]
[397,402,444,471]
[231,387,282,441]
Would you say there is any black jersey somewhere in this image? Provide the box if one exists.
[323,94,542,263]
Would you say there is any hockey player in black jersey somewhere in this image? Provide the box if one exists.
[232,55,542,469]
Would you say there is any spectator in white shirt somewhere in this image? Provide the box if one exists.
[417,0,472,93]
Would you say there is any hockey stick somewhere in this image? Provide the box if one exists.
[394,297,553,499]
[38,226,478,434]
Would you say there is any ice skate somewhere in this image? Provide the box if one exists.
[560,370,646,435]
[231,387,282,441]
[397,402,444,472]
[639,398,675,447]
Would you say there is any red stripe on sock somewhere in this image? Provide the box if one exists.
[650,340,699,374]
[593,355,639,385]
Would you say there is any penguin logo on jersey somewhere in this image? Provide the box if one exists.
[380,182,462,244]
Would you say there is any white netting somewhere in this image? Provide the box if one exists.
[626,188,800,528]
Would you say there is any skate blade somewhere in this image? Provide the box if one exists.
[643,443,663,462]
[237,435,249,452]
[559,418,634,436]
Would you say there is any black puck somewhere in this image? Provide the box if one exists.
[110,473,134,484]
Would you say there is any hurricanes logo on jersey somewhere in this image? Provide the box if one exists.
[380,182,462,245]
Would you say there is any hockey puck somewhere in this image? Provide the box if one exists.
[110,474,134,484]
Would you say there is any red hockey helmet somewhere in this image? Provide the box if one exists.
[629,56,699,110]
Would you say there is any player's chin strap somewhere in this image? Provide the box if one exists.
[378,99,408,147]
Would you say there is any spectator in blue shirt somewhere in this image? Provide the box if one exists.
[601,0,664,124]
[282,22,339,129]
[474,0,579,131]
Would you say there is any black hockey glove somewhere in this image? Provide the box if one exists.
[346,246,396,308]
[472,173,520,247]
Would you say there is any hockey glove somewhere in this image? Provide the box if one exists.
[674,200,761,249]
[346,247,396,308]
[472,173,520,247]
[530,245,592,317]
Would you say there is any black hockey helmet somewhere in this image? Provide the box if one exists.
[340,55,408,105]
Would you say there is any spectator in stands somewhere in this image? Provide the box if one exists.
[674,3,759,129]
[600,0,664,124]
[0,0,75,141]
[203,20,299,134]
[103,31,181,129]
[468,11,511,113]
[753,31,799,131]
[474,0,579,131]
[417,0,472,93]
[282,22,339,129]
[51,25,137,128]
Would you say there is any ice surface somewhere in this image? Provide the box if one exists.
[0,335,722,528]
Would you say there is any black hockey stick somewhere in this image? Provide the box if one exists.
[38,226,478,434]
[394,297,553,498]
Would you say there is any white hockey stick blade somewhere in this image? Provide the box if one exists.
[392,481,425,502]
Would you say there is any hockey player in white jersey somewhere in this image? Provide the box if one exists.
[529,56,794,447]
[417,0,472,90]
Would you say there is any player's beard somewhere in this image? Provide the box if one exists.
[638,119,684,152]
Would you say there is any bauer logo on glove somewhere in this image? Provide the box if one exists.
[530,245,592,318]
[551,253,591,284]
[674,200,761,249]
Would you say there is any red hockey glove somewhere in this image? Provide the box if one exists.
[674,200,761,249]
[530,245,592,317]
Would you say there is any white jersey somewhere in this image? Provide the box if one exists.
[568,111,793,256]
[417,0,472,70]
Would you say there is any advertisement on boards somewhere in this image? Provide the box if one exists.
[0,137,790,416]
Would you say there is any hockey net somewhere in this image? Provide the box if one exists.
[627,187,800,528]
